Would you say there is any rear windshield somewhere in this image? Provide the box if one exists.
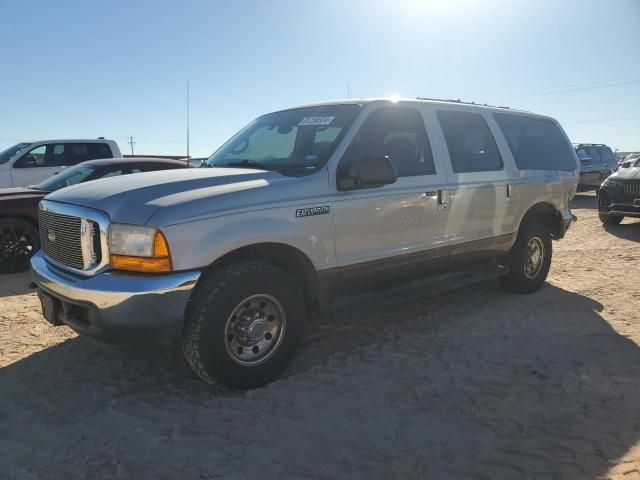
[493,114,576,171]
[33,164,96,191]
[205,104,362,176]
[576,145,602,164]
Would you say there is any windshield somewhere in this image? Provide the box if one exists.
[33,164,96,191]
[0,143,30,165]
[205,104,362,175]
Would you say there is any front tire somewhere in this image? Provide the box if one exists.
[182,261,307,389]
[499,218,552,294]
[0,218,40,274]
[599,213,623,225]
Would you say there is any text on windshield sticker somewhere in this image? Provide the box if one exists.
[298,116,335,127]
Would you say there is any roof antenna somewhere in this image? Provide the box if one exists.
[186,78,190,160]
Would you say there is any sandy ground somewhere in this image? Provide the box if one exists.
[1,193,639,480]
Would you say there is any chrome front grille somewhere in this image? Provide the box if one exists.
[623,182,640,198]
[38,200,109,274]
[39,210,85,269]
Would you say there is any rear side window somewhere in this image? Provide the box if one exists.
[494,113,576,171]
[68,143,113,165]
[68,143,91,165]
[437,110,502,173]
[343,107,436,177]
[88,143,113,159]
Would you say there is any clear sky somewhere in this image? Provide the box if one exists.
[1,0,639,157]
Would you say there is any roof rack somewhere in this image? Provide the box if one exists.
[415,97,511,109]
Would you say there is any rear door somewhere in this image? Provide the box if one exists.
[332,105,450,278]
[434,109,514,260]
[66,142,113,166]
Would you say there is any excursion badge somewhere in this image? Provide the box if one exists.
[295,206,330,218]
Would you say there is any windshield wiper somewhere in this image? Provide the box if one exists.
[223,159,266,169]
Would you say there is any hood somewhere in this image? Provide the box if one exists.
[0,187,48,200]
[608,167,640,181]
[44,167,306,225]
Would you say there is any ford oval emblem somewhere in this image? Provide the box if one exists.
[47,230,56,242]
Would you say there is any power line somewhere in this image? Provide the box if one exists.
[564,116,640,125]
[523,75,640,95]
[518,78,640,98]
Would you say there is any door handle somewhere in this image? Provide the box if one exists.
[437,189,448,211]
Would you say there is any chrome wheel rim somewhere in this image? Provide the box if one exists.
[224,294,286,366]
[524,236,545,279]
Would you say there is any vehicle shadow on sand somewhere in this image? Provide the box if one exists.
[0,270,34,298]
[604,221,640,242]
[1,280,639,479]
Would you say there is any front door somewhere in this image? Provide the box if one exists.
[11,143,66,186]
[332,106,450,280]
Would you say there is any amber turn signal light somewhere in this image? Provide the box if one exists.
[111,231,172,273]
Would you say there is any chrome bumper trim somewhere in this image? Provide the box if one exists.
[31,251,200,337]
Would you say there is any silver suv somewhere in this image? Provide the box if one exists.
[31,99,579,389]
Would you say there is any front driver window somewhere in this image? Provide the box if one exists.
[15,144,67,168]
[340,107,436,178]
[15,145,47,168]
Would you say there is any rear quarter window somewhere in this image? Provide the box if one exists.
[493,113,576,171]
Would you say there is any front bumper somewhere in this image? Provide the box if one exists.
[30,251,201,342]
[598,187,640,218]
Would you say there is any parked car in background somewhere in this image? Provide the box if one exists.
[31,98,578,389]
[188,157,208,167]
[574,143,617,191]
[598,156,640,225]
[620,153,640,168]
[0,139,121,188]
[0,157,188,273]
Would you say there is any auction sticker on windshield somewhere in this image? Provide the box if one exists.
[298,116,335,126]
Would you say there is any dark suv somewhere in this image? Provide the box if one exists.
[575,143,617,191]
[598,156,640,225]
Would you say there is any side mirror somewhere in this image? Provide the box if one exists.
[339,155,398,190]
[15,155,37,168]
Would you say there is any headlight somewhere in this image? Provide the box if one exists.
[602,178,624,188]
[108,223,172,273]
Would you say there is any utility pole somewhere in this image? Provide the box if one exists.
[186,78,190,160]
[128,136,136,156]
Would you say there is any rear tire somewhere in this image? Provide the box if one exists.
[0,218,40,274]
[499,218,552,294]
[182,261,307,389]
[599,213,623,225]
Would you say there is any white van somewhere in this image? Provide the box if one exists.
[0,139,121,187]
